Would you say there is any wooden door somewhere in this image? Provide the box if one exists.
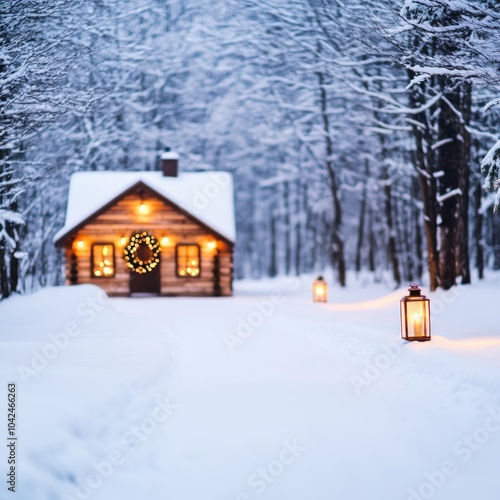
[129,241,161,296]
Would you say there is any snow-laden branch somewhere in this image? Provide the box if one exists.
[481,140,500,211]
[436,188,462,203]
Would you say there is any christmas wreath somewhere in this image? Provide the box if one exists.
[124,232,161,274]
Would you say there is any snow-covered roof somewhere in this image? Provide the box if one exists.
[54,171,236,244]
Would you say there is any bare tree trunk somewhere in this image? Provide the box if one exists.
[368,208,376,273]
[382,162,401,286]
[400,203,414,282]
[294,181,302,276]
[355,160,369,273]
[284,181,291,275]
[269,210,278,278]
[295,222,301,276]
[474,181,484,280]
[407,72,440,290]
[0,246,9,298]
[456,82,472,284]
[317,68,346,286]
[492,213,500,270]
[413,179,424,281]
[437,81,471,288]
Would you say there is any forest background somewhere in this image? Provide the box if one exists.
[1,0,499,299]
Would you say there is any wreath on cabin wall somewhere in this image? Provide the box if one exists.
[124,232,161,274]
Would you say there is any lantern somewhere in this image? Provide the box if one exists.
[400,284,431,342]
[313,276,328,302]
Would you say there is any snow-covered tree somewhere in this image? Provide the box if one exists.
[400,0,500,214]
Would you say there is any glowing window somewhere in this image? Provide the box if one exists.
[92,244,115,278]
[176,244,200,277]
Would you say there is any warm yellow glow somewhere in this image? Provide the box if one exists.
[313,278,327,302]
[77,240,84,249]
[208,241,217,250]
[92,244,115,277]
[412,313,423,336]
[120,237,127,246]
[177,244,200,277]
[139,202,148,214]
[161,236,169,246]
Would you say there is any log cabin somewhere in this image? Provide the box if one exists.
[54,151,235,297]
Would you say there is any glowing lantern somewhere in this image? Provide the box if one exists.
[120,236,127,246]
[400,284,431,342]
[313,276,327,302]
[161,236,169,246]
[207,241,217,250]
[76,240,84,249]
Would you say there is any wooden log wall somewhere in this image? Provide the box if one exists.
[64,189,233,296]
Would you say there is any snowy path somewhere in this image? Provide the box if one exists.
[109,278,500,500]
[1,277,500,500]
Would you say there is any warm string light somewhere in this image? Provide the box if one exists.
[184,258,199,276]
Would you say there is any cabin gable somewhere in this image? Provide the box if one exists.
[63,184,233,297]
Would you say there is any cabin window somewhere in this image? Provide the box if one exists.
[176,244,200,277]
[92,243,115,277]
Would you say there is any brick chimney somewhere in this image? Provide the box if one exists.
[160,148,179,177]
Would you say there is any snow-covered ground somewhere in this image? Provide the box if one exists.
[1,273,500,500]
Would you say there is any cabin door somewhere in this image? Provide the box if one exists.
[129,240,161,296]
